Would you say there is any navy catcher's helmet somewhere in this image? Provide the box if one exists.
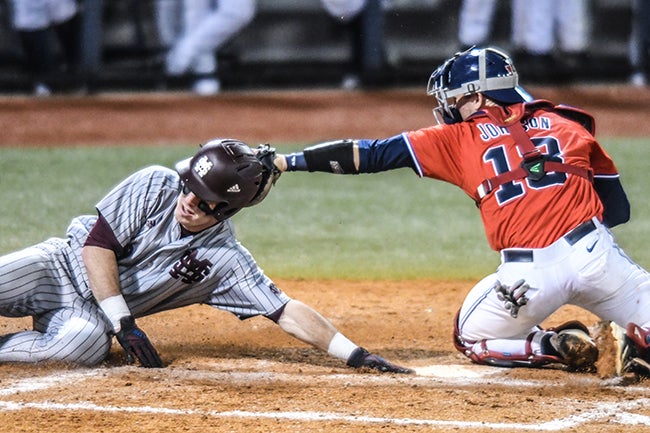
[175,138,264,221]
[427,47,532,124]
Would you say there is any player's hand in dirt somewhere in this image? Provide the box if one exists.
[347,347,414,374]
[115,316,164,368]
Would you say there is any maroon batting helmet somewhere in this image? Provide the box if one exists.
[175,138,264,221]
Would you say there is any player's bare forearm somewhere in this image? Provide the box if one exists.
[82,245,133,333]
[277,300,337,351]
[81,245,122,302]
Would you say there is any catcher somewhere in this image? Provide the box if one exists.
[273,47,650,377]
[0,138,412,374]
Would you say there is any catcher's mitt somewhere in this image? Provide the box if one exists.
[250,144,282,206]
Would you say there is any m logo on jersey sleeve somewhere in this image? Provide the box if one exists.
[169,249,213,284]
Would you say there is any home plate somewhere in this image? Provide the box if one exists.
[414,364,501,378]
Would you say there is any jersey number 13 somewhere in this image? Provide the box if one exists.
[483,137,567,206]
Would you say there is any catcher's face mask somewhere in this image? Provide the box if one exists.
[427,46,530,124]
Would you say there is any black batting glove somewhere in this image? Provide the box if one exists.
[115,316,163,368]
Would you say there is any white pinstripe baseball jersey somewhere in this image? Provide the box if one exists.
[0,165,289,365]
[71,165,290,319]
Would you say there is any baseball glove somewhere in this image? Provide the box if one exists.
[250,144,282,206]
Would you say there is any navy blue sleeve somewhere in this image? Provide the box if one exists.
[593,176,630,228]
[357,134,417,173]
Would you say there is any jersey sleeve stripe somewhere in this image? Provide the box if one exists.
[401,132,424,177]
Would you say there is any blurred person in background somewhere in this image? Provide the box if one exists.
[155,0,255,96]
[9,0,81,96]
[155,0,387,94]
[629,0,650,86]
[323,0,388,89]
[457,0,526,52]
[514,0,590,83]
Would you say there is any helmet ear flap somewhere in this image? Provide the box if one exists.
[211,202,240,221]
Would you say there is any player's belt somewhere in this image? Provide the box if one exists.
[502,220,597,263]
[502,250,534,262]
[563,220,596,245]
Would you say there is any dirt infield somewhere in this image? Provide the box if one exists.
[1,85,650,432]
[1,85,649,147]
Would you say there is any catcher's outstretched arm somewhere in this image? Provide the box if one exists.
[277,139,360,174]
[277,135,416,174]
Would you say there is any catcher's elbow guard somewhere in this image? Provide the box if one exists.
[303,139,358,174]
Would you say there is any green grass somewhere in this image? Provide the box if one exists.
[0,145,192,250]
[1,139,648,280]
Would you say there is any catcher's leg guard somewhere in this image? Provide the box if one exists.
[454,314,597,370]
[453,311,552,368]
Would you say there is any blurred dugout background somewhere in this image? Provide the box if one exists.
[0,0,636,94]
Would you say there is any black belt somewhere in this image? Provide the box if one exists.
[502,250,534,262]
[503,220,597,263]
[563,220,597,245]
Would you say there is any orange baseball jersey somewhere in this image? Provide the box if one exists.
[405,103,618,251]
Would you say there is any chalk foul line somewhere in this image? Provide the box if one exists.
[1,367,650,430]
[0,398,649,430]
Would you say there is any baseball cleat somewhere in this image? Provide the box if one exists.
[549,325,598,372]
[613,322,650,378]
[346,347,415,374]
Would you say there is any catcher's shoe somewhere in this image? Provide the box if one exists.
[613,322,650,377]
[346,347,414,374]
[548,321,598,372]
